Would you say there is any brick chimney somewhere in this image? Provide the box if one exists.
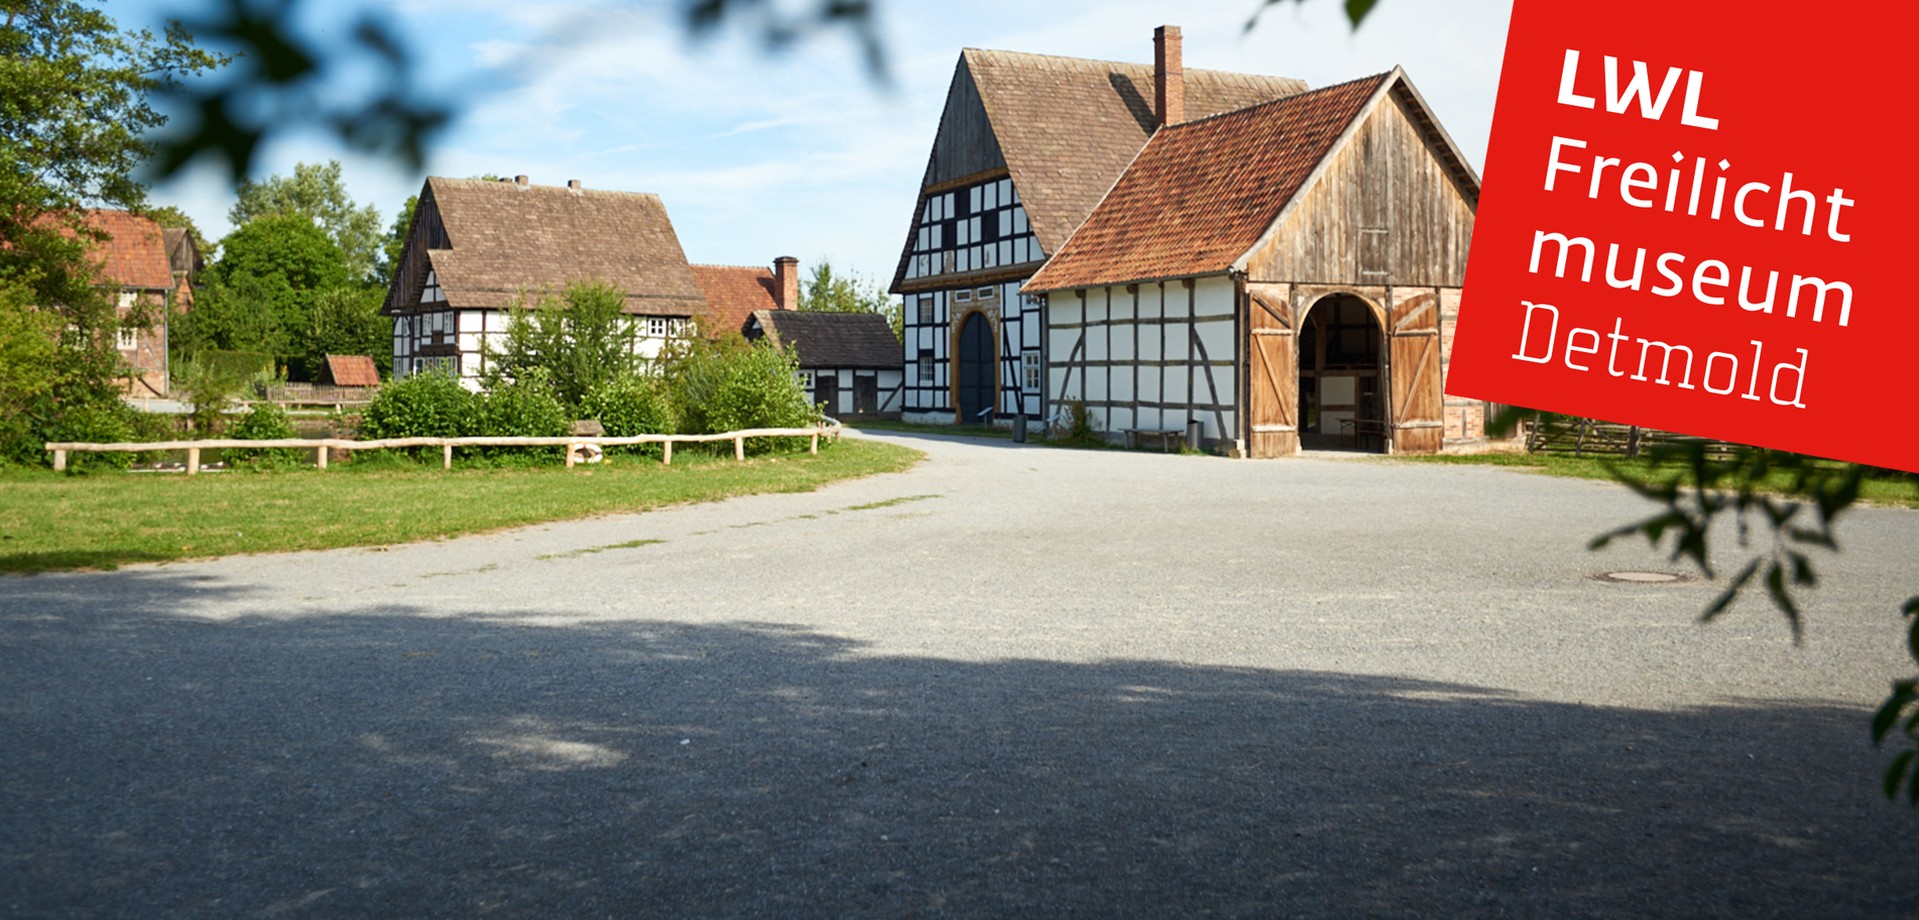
[1154,25,1184,128]
[773,256,799,310]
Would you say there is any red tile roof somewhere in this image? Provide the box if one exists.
[691,264,780,336]
[79,210,172,290]
[1025,73,1389,293]
[323,354,381,387]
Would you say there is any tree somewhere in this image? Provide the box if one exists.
[375,194,416,289]
[798,259,901,341]
[228,160,384,283]
[176,213,352,379]
[303,285,391,379]
[0,0,221,462]
[483,281,638,411]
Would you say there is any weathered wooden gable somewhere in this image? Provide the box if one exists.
[1244,82,1477,288]
[922,55,1009,189]
[383,183,450,316]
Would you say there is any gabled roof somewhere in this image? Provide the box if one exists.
[322,354,380,387]
[1026,69,1477,293]
[746,310,902,369]
[162,228,204,278]
[891,48,1307,291]
[79,210,172,291]
[691,264,780,335]
[416,177,706,316]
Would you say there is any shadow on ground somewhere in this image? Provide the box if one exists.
[1,571,1910,918]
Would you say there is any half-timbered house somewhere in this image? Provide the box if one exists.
[1024,66,1482,455]
[888,28,1307,427]
[383,176,707,388]
[744,309,904,417]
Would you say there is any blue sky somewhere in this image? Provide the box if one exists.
[122,0,1513,288]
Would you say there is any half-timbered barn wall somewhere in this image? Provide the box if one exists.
[803,367,906,418]
[1045,275,1239,444]
[902,277,1044,424]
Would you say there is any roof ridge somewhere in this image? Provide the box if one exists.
[427,176,665,199]
[963,45,1305,83]
[689,262,773,271]
[1159,70,1391,133]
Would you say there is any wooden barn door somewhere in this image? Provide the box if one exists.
[1387,290,1444,454]
[815,374,839,415]
[1245,283,1299,457]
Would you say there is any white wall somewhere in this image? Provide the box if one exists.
[1045,275,1239,445]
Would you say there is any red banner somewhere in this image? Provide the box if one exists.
[1446,1,1915,472]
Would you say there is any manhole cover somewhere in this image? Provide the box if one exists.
[1598,571,1684,583]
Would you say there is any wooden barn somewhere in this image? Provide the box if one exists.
[894,26,1489,455]
[382,176,706,389]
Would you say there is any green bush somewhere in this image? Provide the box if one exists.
[582,372,676,456]
[472,372,569,465]
[31,395,138,471]
[664,335,816,452]
[227,402,305,468]
[359,369,477,439]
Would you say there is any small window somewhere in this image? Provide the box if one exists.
[647,317,668,337]
[954,290,972,303]
[917,295,934,324]
[976,286,995,300]
[918,349,935,384]
[117,326,138,351]
[117,291,138,309]
[1023,351,1041,390]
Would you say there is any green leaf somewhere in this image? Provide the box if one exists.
[1701,558,1761,623]
[1344,0,1380,28]
[1885,750,1914,799]
[1874,681,1915,742]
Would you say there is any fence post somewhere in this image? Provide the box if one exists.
[663,440,672,466]
[316,445,328,470]
[810,433,818,455]
[443,443,452,470]
[52,449,66,472]
[187,446,200,475]
[566,442,577,469]
[734,436,744,461]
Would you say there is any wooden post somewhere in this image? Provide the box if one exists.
[733,436,744,461]
[443,443,453,470]
[810,433,819,455]
[52,449,66,472]
[187,446,200,475]
[662,441,673,466]
[316,445,328,470]
[565,442,577,469]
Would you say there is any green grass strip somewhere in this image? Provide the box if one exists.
[0,439,922,574]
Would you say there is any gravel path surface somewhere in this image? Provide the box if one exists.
[4,431,1916,918]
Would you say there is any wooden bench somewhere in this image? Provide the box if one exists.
[1122,428,1185,452]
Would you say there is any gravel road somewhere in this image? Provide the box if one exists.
[4,431,1916,918]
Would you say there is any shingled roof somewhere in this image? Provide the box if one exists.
[746,310,902,369]
[691,264,781,335]
[415,177,706,316]
[891,48,1307,291]
[322,354,381,387]
[1025,72,1398,293]
[79,211,172,291]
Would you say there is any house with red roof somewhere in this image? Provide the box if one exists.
[895,27,1489,455]
[80,210,199,398]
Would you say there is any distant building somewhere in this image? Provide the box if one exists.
[744,309,903,417]
[79,210,198,398]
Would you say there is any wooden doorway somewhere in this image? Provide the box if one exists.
[955,312,995,423]
[1298,293,1386,452]
[815,374,838,415]
[854,375,878,415]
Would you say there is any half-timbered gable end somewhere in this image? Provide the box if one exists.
[889,28,1307,427]
[1024,67,1485,456]
[745,310,904,418]
[383,176,708,388]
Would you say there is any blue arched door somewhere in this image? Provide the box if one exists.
[956,313,994,423]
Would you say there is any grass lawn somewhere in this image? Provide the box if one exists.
[0,439,922,575]
[1392,451,1919,509]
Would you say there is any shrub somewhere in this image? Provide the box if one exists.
[664,335,816,452]
[30,395,138,471]
[227,402,305,468]
[582,372,676,457]
[359,369,477,439]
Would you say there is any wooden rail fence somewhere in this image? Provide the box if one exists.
[1523,415,1741,460]
[46,425,842,474]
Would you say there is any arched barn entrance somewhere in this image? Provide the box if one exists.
[1297,293,1386,452]
[955,312,996,424]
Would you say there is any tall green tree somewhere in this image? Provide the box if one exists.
[176,212,353,379]
[0,0,221,462]
[375,194,416,289]
[228,160,384,283]
[797,259,900,340]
